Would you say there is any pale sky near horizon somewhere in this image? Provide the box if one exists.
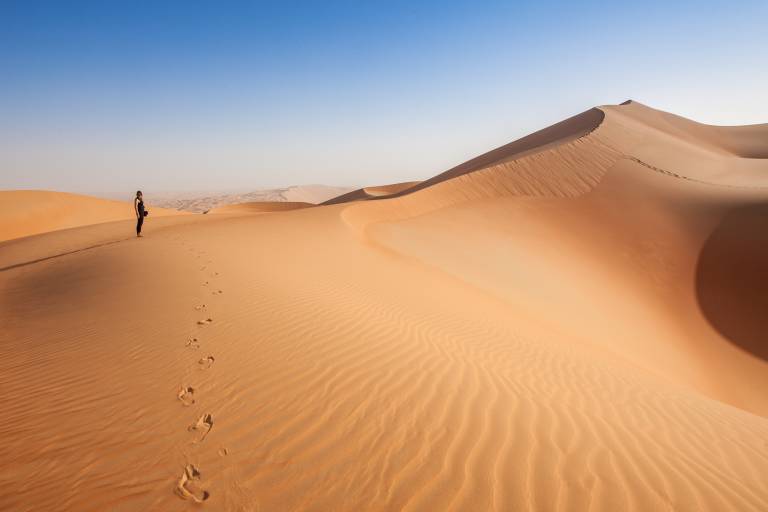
[1,0,767,197]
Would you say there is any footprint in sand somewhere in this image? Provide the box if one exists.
[186,337,201,349]
[197,318,213,326]
[177,386,195,406]
[175,464,210,503]
[188,413,214,443]
[198,355,215,370]
[194,304,207,311]
[202,281,209,287]
[212,290,223,295]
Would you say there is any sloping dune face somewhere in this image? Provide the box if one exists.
[364,181,422,197]
[695,203,768,361]
[0,190,183,242]
[323,180,422,204]
[2,103,768,511]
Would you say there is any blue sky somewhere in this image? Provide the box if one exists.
[1,0,766,195]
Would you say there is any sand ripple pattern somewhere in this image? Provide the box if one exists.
[2,102,768,511]
[187,228,768,511]
[341,131,623,233]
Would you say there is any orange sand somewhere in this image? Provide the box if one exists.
[207,201,314,214]
[325,181,422,204]
[1,101,767,511]
[0,190,184,242]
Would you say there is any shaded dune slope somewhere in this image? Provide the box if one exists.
[323,181,422,205]
[340,100,768,413]
[2,102,768,511]
[364,181,422,197]
[695,203,768,361]
[3,203,768,511]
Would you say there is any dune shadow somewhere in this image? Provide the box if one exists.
[695,203,768,361]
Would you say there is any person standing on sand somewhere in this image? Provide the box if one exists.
[134,190,146,237]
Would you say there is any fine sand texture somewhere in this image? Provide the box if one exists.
[1,101,768,511]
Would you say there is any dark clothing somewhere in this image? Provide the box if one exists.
[136,199,145,235]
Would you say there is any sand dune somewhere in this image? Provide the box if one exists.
[324,181,422,204]
[207,201,314,214]
[151,185,355,213]
[364,181,422,196]
[0,190,184,242]
[2,101,768,511]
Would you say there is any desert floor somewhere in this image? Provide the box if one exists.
[1,101,767,511]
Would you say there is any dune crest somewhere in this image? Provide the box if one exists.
[0,190,184,242]
[2,102,768,511]
[324,181,422,204]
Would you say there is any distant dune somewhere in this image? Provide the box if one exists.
[207,201,313,214]
[152,184,355,213]
[2,101,768,511]
[0,190,184,242]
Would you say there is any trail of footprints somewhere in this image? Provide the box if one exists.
[188,413,214,443]
[198,356,215,370]
[177,386,196,406]
[175,249,224,503]
[175,464,210,503]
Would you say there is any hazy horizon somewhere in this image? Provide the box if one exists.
[2,0,767,197]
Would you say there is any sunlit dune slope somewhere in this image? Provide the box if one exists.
[2,101,768,511]
[323,108,604,205]
[343,100,768,413]
[0,190,185,242]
